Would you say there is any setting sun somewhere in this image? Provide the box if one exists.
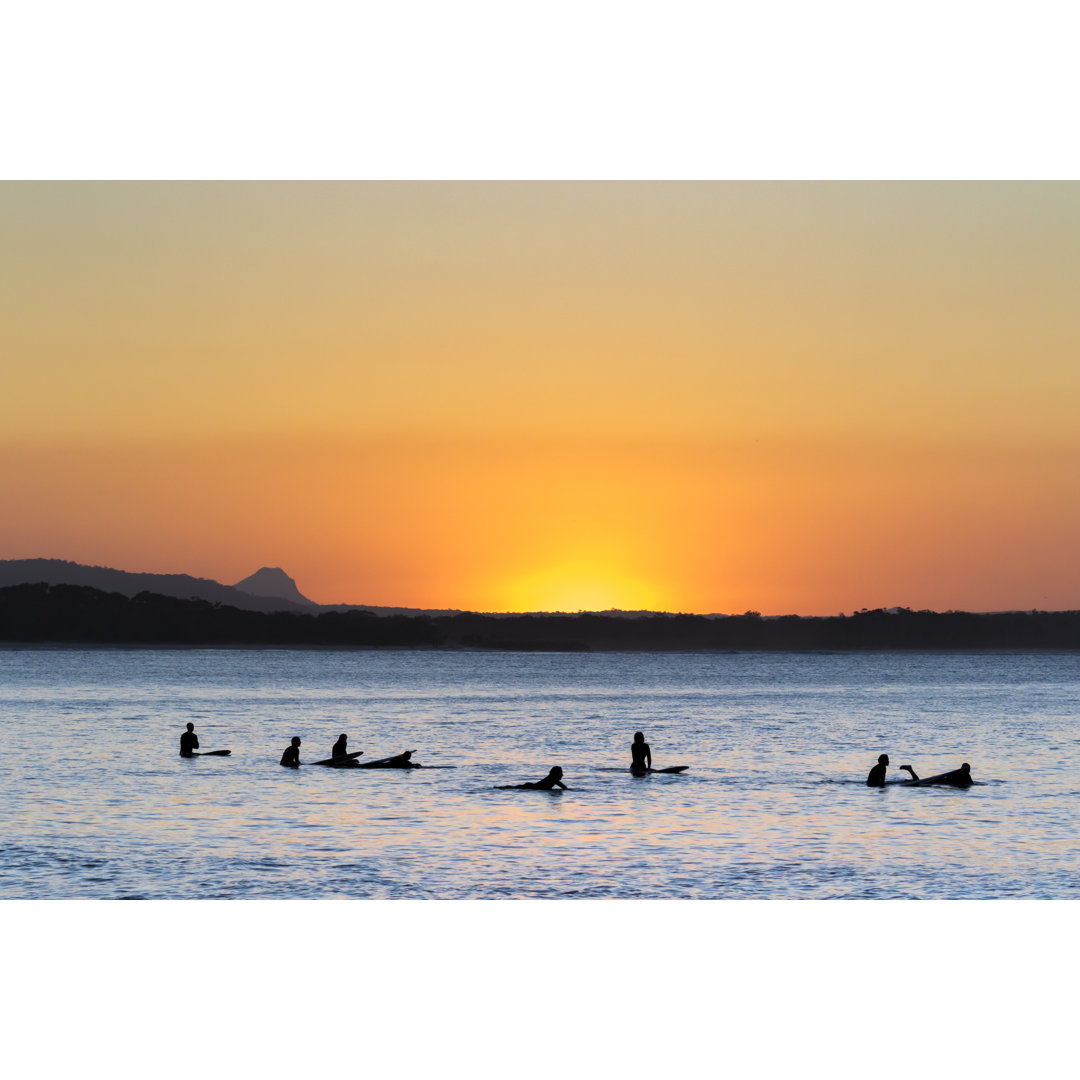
[498,559,668,613]
[2,182,1079,614]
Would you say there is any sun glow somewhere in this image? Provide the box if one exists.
[498,560,667,613]
[4,183,1080,615]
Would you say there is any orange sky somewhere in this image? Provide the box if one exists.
[2,182,1078,613]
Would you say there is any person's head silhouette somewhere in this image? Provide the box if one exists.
[186,723,195,732]
[291,737,301,747]
[878,754,889,765]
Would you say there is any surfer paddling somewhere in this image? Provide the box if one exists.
[180,723,199,758]
[898,762,974,787]
[631,732,652,775]
[496,766,569,791]
[359,751,422,768]
[866,753,889,787]
[280,736,302,768]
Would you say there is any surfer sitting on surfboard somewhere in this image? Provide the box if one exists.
[631,732,652,775]
[496,766,568,790]
[332,734,349,760]
[180,723,199,758]
[898,762,974,787]
[866,754,889,787]
[280,736,301,768]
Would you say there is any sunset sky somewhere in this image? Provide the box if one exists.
[2,181,1078,613]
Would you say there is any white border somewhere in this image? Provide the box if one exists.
[3,2,1079,178]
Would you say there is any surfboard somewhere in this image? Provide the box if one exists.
[902,770,973,788]
[310,750,365,767]
[181,749,232,757]
[597,765,689,774]
[494,785,568,791]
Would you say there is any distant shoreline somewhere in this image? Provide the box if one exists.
[3,642,1080,655]
[3,583,1080,652]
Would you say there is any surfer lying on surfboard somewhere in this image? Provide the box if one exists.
[898,762,974,787]
[495,766,568,790]
[357,751,422,768]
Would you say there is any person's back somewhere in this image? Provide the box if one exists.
[332,734,348,760]
[900,762,974,787]
[929,762,973,787]
[631,732,652,774]
[280,737,301,768]
[180,723,199,758]
[866,753,889,787]
[944,763,974,787]
[530,767,567,790]
[360,751,416,768]
[496,766,568,790]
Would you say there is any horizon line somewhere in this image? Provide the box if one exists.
[2,558,1077,621]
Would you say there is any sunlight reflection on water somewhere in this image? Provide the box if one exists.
[1,648,1078,898]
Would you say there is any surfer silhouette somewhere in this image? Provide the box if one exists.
[898,762,973,787]
[866,753,889,787]
[280,736,301,768]
[631,731,652,774]
[362,751,419,768]
[332,733,348,760]
[180,723,199,758]
[496,766,568,790]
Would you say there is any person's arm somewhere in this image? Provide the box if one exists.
[645,745,652,770]
[555,779,567,789]
[193,734,200,749]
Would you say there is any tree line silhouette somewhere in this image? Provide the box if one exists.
[2,582,1079,650]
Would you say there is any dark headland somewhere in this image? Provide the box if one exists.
[1,562,1078,650]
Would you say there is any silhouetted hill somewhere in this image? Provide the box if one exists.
[232,567,317,607]
[1,558,465,616]
[0,559,310,614]
[0,583,441,646]
[2,585,1078,650]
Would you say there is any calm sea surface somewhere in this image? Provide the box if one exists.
[1,648,1077,899]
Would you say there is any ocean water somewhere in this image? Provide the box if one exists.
[1,647,1077,899]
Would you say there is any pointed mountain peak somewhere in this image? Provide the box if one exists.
[233,567,316,606]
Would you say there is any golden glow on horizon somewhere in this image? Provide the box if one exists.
[2,182,1079,614]
[3,432,1076,615]
[498,558,667,614]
